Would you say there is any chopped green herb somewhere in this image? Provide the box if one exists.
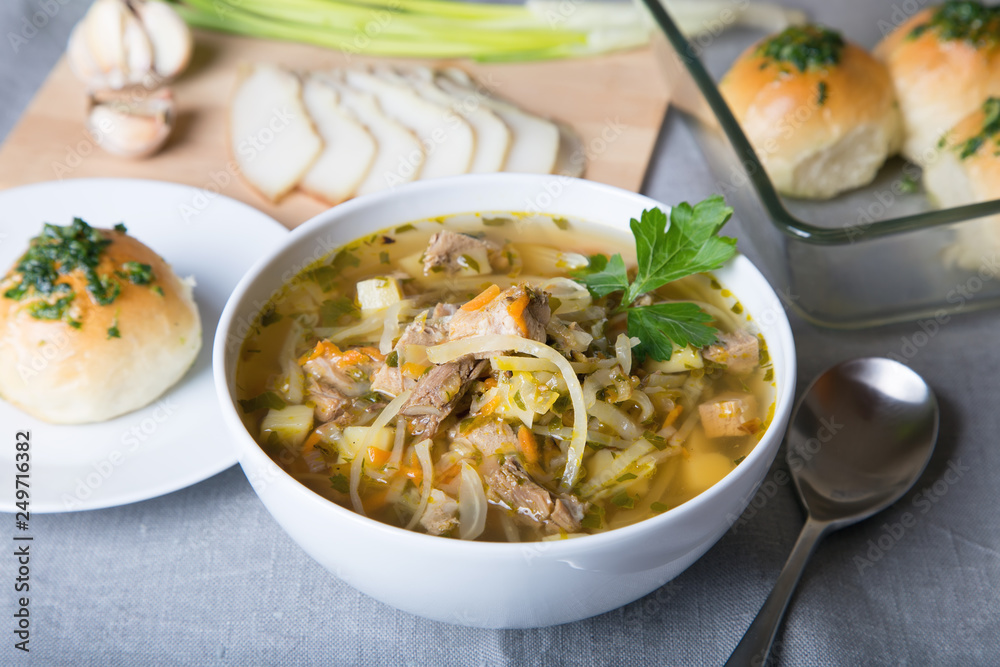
[3,217,132,323]
[395,223,416,234]
[611,491,635,509]
[643,431,669,450]
[107,324,121,339]
[379,251,390,264]
[26,293,75,321]
[954,97,1000,159]
[731,302,744,314]
[459,254,481,272]
[552,216,570,230]
[764,368,774,382]
[260,304,283,327]
[899,174,920,193]
[319,297,360,326]
[238,391,286,413]
[651,502,671,514]
[580,506,604,529]
[482,217,507,227]
[512,391,526,410]
[734,455,747,465]
[330,474,350,494]
[908,1,1000,45]
[113,223,128,233]
[386,350,399,367]
[152,285,164,297]
[616,472,638,482]
[118,261,154,285]
[755,24,845,72]
[817,81,828,106]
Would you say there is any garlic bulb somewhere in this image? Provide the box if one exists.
[68,0,192,91]
[87,89,176,158]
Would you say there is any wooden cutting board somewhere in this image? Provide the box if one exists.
[0,30,669,230]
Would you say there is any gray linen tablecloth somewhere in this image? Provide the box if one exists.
[1,1,998,664]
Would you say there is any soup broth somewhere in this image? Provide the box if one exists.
[236,213,775,542]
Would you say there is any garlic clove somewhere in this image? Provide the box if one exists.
[83,0,129,89]
[132,0,193,80]
[122,12,153,87]
[68,22,109,91]
[87,88,176,159]
[68,0,193,91]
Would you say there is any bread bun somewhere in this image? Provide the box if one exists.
[875,2,1000,165]
[0,220,201,423]
[720,25,901,199]
[924,97,1000,268]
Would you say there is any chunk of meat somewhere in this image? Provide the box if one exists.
[419,489,460,536]
[465,421,588,532]
[448,283,550,343]
[401,357,488,437]
[306,377,349,422]
[422,230,510,275]
[698,393,759,438]
[432,302,459,319]
[550,495,588,533]
[301,343,383,397]
[703,330,760,375]
[370,315,449,397]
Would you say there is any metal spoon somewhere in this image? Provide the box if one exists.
[726,357,939,667]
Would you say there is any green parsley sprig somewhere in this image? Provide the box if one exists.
[571,196,737,362]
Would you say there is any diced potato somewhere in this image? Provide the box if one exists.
[645,345,704,374]
[261,405,315,449]
[453,246,492,276]
[357,276,403,312]
[683,452,734,494]
[339,425,394,460]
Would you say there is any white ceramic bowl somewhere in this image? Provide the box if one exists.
[214,174,796,629]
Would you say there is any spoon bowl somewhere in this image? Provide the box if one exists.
[727,357,938,666]
[788,357,939,527]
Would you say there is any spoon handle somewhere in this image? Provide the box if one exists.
[725,516,831,667]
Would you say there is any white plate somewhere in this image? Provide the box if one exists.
[0,178,288,513]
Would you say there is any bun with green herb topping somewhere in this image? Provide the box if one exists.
[875,1,1000,164]
[925,97,1000,268]
[720,24,902,199]
[0,219,201,424]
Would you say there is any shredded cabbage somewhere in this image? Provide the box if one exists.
[427,334,588,491]
[406,439,434,530]
[588,401,642,441]
[457,462,487,540]
[349,388,412,516]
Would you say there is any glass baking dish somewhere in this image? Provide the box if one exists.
[639,0,1000,328]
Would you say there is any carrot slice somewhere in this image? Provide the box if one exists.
[507,293,530,335]
[461,284,500,311]
[367,446,391,468]
[517,425,539,464]
[662,405,683,429]
[301,431,322,455]
[479,393,501,416]
[299,340,341,365]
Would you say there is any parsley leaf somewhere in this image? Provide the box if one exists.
[624,198,735,305]
[571,197,737,362]
[575,253,629,297]
[628,303,717,362]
